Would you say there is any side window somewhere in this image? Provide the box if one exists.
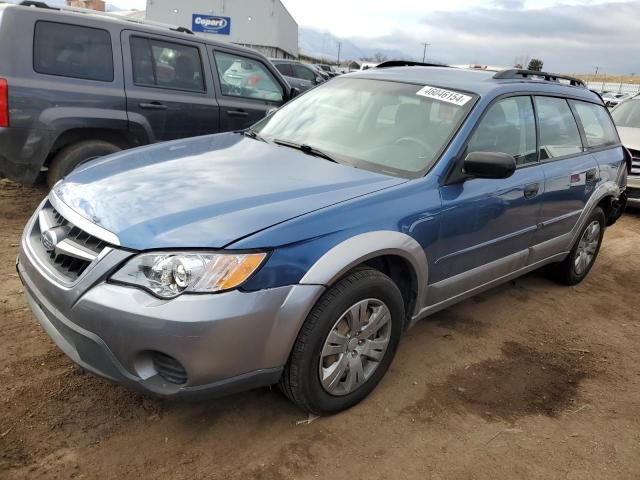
[534,96,583,159]
[33,21,113,82]
[213,51,283,102]
[293,64,316,82]
[275,63,293,77]
[572,101,619,148]
[467,96,537,165]
[130,37,204,92]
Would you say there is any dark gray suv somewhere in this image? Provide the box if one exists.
[0,2,296,186]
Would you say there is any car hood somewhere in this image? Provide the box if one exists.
[617,127,640,151]
[53,133,405,250]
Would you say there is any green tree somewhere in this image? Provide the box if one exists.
[527,58,544,71]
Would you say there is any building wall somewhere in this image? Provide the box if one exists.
[145,0,298,58]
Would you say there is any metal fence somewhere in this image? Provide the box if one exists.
[586,81,640,95]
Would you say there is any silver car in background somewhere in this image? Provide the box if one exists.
[611,95,640,206]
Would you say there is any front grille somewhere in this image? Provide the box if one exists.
[151,352,188,385]
[629,149,640,176]
[28,201,111,282]
[628,188,640,200]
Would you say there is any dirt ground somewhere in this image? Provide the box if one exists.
[1,178,639,480]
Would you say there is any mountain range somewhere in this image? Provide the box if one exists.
[298,27,415,63]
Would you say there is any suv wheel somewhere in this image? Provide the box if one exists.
[549,206,605,285]
[47,140,121,187]
[280,267,404,415]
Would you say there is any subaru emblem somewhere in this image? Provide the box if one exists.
[41,228,58,251]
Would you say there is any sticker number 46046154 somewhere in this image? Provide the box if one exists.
[416,86,472,106]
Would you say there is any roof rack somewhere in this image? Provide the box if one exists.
[17,0,194,35]
[493,69,585,88]
[376,60,450,69]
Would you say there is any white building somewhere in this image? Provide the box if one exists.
[145,0,298,59]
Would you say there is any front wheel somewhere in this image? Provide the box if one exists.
[280,268,404,415]
[549,207,605,285]
[47,140,121,188]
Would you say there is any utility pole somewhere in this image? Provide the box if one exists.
[421,42,431,63]
[337,41,342,66]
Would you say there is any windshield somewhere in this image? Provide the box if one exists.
[252,78,475,178]
[611,99,640,128]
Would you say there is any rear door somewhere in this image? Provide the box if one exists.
[210,48,286,131]
[531,96,599,253]
[121,30,219,142]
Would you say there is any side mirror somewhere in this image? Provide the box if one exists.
[287,87,300,100]
[463,151,516,179]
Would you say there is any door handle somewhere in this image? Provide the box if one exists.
[585,168,598,182]
[227,110,249,117]
[523,183,540,199]
[139,102,168,110]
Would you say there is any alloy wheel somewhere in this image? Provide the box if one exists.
[319,298,392,396]
[574,220,601,276]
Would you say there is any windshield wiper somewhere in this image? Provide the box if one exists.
[242,129,267,143]
[273,139,339,163]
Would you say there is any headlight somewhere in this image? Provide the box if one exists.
[111,252,267,298]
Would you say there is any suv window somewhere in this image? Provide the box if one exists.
[130,37,205,92]
[33,21,113,82]
[293,64,316,82]
[275,63,293,76]
[535,96,583,159]
[572,101,619,148]
[467,96,537,165]
[214,51,283,102]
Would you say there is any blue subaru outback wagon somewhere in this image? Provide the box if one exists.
[18,66,628,414]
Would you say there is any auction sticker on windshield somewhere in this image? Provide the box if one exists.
[416,86,472,106]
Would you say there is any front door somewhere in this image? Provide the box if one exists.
[121,31,220,142]
[431,96,544,304]
[210,49,286,131]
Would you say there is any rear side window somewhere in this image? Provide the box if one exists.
[535,96,583,159]
[467,96,537,165]
[572,101,619,148]
[275,63,293,76]
[33,21,113,82]
[293,64,316,82]
[130,37,205,92]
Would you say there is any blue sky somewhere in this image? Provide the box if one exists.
[108,1,640,73]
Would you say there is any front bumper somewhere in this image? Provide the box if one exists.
[626,175,640,207]
[18,233,324,398]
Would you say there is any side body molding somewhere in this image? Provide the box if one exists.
[299,231,428,317]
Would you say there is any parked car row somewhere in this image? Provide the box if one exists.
[0,1,300,186]
[602,91,634,108]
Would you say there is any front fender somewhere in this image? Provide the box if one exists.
[299,231,428,316]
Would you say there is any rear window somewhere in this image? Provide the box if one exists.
[572,101,619,148]
[611,99,640,128]
[33,21,113,82]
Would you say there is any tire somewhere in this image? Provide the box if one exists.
[280,267,405,415]
[548,207,606,286]
[47,140,121,188]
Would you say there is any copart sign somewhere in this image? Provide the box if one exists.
[192,14,231,35]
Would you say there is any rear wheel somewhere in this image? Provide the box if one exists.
[548,207,605,285]
[280,268,404,415]
[47,140,121,187]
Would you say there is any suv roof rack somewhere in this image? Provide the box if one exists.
[493,69,585,87]
[17,0,194,35]
[376,60,450,69]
